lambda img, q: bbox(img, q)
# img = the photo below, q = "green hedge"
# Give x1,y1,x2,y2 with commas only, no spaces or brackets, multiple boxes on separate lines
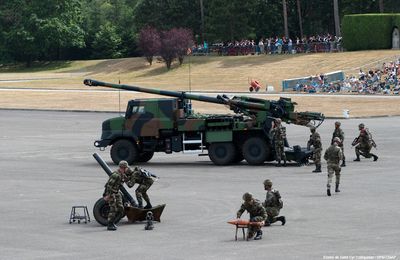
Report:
342,14,400,51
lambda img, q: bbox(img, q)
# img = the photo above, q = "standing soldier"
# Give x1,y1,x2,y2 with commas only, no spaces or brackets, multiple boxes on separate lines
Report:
324,137,343,196
236,192,267,240
270,118,287,167
308,126,322,173
126,166,155,209
103,160,128,231
332,121,346,167
352,123,378,162
262,179,286,226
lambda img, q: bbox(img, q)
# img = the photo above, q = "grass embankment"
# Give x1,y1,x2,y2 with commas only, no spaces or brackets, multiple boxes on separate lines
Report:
0,49,400,117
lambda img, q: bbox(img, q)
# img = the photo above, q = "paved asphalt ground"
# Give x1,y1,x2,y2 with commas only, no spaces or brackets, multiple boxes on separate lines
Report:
0,110,399,260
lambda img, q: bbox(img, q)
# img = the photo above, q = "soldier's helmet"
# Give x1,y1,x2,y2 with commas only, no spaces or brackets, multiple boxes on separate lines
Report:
119,160,128,168
275,118,282,124
310,126,316,132
242,192,253,202
359,123,365,129
263,179,273,187
333,137,341,144
335,121,341,126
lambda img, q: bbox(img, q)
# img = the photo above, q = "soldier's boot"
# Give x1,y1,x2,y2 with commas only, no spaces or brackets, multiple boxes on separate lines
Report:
312,164,321,173
276,216,286,225
264,220,271,226
137,198,143,209
283,159,287,167
276,160,281,167
353,155,360,161
254,230,263,240
372,154,378,161
144,200,152,209
327,188,331,196
335,183,340,193
341,160,346,167
107,221,117,231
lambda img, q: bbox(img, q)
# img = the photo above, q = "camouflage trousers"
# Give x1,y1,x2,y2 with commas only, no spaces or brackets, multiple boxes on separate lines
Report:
248,216,265,238
355,145,372,158
275,141,286,162
265,206,280,223
327,163,341,188
338,144,345,161
107,192,124,222
135,184,151,205
313,148,322,165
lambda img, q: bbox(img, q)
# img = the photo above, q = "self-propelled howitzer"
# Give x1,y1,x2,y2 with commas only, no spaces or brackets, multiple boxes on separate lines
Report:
84,79,324,166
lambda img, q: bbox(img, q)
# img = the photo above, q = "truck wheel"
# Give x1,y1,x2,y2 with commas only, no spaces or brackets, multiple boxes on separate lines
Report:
93,198,123,226
138,151,154,162
243,137,270,165
208,142,236,165
110,139,138,165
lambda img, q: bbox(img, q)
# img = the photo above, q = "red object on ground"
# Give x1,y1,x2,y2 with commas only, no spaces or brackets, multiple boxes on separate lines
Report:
249,79,261,92
227,219,264,227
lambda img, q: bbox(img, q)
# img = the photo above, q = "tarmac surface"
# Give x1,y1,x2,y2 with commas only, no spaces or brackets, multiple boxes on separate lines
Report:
0,110,399,260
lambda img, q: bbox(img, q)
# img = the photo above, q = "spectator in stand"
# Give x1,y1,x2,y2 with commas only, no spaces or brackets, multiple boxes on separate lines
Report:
258,38,264,55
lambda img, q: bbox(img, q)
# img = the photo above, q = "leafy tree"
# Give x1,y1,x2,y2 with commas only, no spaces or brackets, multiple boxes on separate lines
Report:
158,28,193,70
138,26,161,65
0,0,85,65
91,22,122,59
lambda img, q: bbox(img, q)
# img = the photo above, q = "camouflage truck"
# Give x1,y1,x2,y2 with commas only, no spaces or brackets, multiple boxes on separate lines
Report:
84,79,324,166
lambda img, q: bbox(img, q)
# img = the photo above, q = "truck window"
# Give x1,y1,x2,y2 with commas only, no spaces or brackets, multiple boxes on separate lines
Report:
126,105,145,119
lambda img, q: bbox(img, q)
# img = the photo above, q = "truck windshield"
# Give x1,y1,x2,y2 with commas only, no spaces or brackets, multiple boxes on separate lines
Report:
126,104,145,119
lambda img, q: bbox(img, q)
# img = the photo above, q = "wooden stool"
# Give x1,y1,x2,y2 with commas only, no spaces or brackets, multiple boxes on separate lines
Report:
69,206,91,224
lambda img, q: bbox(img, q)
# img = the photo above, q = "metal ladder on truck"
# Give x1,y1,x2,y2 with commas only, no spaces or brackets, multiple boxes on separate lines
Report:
182,132,205,154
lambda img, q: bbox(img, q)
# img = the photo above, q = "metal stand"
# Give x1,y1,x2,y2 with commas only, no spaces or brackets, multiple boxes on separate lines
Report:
235,224,248,241
69,206,91,224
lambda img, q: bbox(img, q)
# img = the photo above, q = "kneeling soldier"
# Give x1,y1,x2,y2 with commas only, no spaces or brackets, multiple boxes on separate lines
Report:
263,179,286,226
236,193,267,240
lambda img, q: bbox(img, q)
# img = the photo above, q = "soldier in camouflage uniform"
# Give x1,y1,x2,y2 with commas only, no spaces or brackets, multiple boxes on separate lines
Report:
324,137,343,196
103,160,128,231
262,179,286,226
308,126,322,173
332,121,346,167
352,123,378,162
126,166,154,209
236,192,267,240
270,118,287,167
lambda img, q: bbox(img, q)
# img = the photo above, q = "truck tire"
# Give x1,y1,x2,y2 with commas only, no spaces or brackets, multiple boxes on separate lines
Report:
243,137,270,165
93,198,123,226
138,151,154,162
208,142,236,165
110,139,138,165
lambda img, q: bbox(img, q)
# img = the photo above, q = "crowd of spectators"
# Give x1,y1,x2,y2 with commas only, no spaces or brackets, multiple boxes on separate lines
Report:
191,34,342,56
293,58,400,95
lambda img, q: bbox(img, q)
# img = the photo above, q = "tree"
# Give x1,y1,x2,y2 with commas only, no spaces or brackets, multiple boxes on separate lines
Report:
282,0,289,38
159,28,194,70
0,0,85,65
138,26,161,65
91,23,122,59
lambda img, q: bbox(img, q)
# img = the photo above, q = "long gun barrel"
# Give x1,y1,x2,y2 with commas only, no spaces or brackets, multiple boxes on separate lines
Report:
92,153,137,206
84,79,324,127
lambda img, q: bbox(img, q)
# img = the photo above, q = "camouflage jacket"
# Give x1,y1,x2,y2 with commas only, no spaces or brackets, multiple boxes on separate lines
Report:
126,166,154,187
308,132,322,149
104,171,124,195
332,128,345,145
263,189,283,209
237,199,267,220
271,125,286,142
324,144,343,164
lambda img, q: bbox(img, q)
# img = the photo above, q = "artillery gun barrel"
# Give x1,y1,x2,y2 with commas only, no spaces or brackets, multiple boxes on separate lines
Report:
84,79,226,105
92,153,137,206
